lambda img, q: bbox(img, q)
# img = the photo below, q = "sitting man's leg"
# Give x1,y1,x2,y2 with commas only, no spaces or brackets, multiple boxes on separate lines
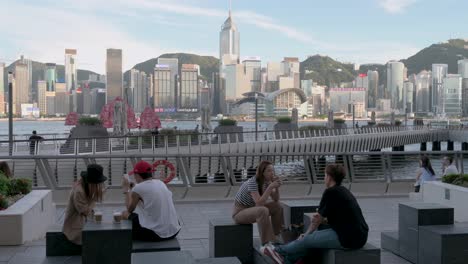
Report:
275,228,342,264
127,213,163,241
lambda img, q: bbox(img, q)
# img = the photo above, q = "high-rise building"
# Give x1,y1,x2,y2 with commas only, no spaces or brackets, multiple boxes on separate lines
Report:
130,69,149,114
301,79,313,97
153,65,174,112
224,64,249,100
219,8,240,66
20,56,33,103
156,58,178,111
13,63,29,116
46,91,56,116
441,74,462,116
367,70,379,108
45,63,57,92
415,70,432,113
403,81,414,113
329,88,366,117
386,61,405,110
458,59,468,116
281,57,300,88
212,72,226,115
55,82,69,115
38,81,47,115
432,64,448,114
106,49,123,103
65,49,78,92
242,57,261,92
266,62,282,92
91,88,106,114
179,64,199,112
0,63,5,114
199,82,211,109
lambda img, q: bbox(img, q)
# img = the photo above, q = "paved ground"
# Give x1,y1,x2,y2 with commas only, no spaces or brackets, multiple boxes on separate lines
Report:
0,197,411,264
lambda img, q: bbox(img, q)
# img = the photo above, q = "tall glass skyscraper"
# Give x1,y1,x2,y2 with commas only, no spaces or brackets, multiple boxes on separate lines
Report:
415,70,432,113
0,63,4,115
65,49,77,92
179,64,199,112
14,62,29,115
106,49,123,103
432,64,448,114
367,70,379,108
45,63,56,92
153,65,173,112
442,74,462,116
219,8,240,66
243,58,261,92
386,61,405,110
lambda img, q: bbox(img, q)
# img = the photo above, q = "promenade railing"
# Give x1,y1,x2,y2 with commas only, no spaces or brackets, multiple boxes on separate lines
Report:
0,125,435,156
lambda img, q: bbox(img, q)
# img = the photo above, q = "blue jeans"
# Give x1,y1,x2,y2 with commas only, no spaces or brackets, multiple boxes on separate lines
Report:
276,228,343,264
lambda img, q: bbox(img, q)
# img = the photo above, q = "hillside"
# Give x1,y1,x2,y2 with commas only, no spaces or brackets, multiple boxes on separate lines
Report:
123,53,219,82
401,39,468,75
300,55,356,86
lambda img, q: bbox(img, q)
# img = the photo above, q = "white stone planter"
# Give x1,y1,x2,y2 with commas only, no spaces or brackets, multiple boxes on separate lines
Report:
422,181,468,222
0,190,55,245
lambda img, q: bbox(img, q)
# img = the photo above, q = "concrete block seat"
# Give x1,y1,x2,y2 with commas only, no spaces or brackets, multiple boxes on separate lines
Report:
46,225,81,257
209,218,253,263
132,238,181,253
41,256,81,264
281,201,319,229
380,231,399,256
253,238,380,264
132,251,194,264
184,186,231,201
196,257,241,264
349,182,388,197
418,223,468,264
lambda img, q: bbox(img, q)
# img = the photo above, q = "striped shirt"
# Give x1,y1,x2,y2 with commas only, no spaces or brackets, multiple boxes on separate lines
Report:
234,176,268,207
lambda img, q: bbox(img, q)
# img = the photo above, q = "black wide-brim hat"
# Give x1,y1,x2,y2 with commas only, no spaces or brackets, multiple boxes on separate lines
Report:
81,164,107,184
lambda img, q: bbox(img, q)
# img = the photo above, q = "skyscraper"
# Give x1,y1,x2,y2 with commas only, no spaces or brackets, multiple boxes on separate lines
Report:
367,70,379,108
106,49,123,103
65,49,78,93
153,65,174,112
441,74,462,116
0,63,5,114
219,7,240,66
266,62,282,92
179,64,199,112
281,57,300,88
242,57,261,92
432,64,448,114
224,64,249,100
403,81,414,113
130,69,150,114
38,80,47,115
415,70,432,113
156,58,178,112
13,63,29,115
458,59,468,116
55,82,69,115
45,63,57,92
20,56,33,103
386,61,405,110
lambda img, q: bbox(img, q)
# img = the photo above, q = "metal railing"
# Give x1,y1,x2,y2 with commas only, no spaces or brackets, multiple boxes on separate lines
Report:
1,151,466,193
0,125,443,156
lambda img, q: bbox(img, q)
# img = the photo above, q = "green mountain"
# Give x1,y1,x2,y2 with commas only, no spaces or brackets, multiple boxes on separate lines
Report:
300,55,356,87
123,53,219,82
401,39,468,75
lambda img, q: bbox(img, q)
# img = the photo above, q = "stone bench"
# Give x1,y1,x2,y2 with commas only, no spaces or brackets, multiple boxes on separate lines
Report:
209,218,253,263
132,251,194,264
196,257,242,264
82,221,132,264
418,223,468,264
45,225,81,257
398,202,454,263
380,231,399,255
132,238,181,253
253,238,380,264
281,200,319,230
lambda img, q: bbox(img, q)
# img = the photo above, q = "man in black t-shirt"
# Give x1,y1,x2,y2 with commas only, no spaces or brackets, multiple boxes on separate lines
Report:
29,130,44,155
262,164,369,264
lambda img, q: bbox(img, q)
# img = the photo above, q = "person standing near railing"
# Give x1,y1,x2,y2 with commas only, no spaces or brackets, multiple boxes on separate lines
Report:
414,156,436,193
232,160,285,247
28,130,43,155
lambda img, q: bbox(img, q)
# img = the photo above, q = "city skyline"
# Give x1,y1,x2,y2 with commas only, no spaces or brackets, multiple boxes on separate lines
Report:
1,0,467,73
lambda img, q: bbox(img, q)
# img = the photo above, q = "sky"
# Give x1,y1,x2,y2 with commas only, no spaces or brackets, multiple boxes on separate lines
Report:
0,0,467,74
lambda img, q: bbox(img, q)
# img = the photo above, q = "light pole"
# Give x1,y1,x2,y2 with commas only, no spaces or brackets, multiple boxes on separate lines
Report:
255,93,258,141
8,72,13,156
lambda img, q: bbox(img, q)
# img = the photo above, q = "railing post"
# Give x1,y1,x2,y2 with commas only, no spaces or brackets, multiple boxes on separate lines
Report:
92,138,96,155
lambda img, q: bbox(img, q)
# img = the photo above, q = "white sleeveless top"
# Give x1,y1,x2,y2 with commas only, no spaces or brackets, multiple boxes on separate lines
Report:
132,179,181,238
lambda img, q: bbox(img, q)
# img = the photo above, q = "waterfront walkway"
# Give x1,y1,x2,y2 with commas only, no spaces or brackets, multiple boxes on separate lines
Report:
0,197,411,264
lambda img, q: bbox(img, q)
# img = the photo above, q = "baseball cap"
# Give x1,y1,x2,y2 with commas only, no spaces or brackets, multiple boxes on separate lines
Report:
128,160,154,175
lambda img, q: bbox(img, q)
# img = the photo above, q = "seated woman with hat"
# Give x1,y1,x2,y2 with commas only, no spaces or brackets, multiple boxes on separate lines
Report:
63,164,107,245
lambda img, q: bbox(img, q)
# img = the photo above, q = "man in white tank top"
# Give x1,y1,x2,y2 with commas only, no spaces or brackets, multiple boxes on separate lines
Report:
122,160,181,241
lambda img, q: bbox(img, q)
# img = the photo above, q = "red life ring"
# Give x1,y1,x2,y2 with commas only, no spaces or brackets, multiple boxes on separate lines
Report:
152,160,176,184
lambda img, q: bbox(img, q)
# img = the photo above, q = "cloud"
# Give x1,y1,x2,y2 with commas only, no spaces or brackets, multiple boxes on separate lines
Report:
379,0,418,14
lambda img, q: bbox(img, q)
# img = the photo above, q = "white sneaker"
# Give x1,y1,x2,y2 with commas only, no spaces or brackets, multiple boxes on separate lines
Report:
261,243,284,264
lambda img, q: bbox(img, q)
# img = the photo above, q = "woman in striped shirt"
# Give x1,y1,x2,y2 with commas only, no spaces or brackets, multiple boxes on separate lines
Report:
232,160,284,245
